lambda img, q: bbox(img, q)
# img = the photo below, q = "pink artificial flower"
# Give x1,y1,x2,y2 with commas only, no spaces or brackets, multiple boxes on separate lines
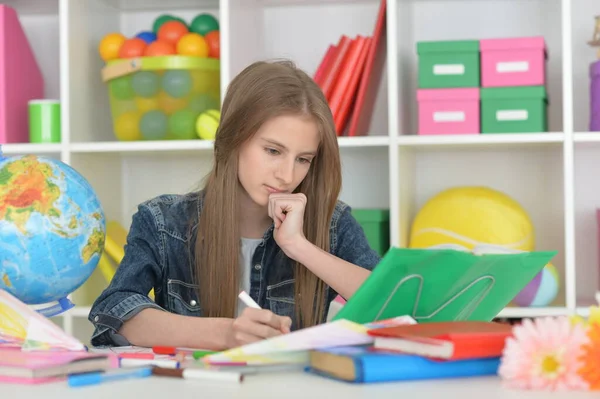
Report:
498,316,590,391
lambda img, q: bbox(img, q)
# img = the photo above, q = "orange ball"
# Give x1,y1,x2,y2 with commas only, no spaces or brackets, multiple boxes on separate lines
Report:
204,31,220,58
176,33,209,57
157,20,189,45
144,40,176,57
118,38,147,58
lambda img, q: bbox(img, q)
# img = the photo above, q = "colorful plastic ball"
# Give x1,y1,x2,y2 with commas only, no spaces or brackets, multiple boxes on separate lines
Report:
114,111,142,141
513,262,560,307
157,20,189,45
188,93,220,114
153,14,179,33
99,32,126,61
131,71,160,98
110,76,134,100
204,31,220,58
144,40,176,57
140,110,168,140
135,96,159,113
162,70,192,98
176,33,209,57
136,31,157,44
196,109,220,140
168,109,198,140
158,91,188,114
118,38,147,59
190,14,219,36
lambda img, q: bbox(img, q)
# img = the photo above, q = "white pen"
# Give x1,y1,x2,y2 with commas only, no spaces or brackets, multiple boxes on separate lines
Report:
119,358,180,369
238,290,261,309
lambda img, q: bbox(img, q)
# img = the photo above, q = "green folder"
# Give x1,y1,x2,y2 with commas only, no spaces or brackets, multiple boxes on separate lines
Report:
333,247,558,324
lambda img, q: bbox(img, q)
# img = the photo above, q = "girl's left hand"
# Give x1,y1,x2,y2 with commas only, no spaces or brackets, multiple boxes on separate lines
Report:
268,192,307,256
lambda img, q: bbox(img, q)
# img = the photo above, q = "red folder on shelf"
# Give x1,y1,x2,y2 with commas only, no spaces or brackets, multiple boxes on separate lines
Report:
347,0,387,137
320,35,352,100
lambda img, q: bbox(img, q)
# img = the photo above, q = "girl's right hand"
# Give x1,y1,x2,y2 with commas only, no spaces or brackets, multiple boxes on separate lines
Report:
225,308,292,348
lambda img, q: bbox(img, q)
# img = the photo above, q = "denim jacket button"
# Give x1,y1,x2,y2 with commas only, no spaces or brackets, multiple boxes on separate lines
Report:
94,316,99,322
254,264,262,270
190,300,197,306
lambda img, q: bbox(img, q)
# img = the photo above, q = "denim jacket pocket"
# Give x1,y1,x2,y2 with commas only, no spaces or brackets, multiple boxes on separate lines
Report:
266,279,295,318
167,279,201,316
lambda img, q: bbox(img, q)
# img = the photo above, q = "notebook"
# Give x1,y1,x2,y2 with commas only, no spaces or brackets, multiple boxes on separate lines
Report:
332,246,557,324
0,289,86,351
0,348,113,384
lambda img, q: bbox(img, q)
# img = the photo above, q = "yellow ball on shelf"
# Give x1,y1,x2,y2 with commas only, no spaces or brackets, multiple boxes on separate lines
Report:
196,109,220,140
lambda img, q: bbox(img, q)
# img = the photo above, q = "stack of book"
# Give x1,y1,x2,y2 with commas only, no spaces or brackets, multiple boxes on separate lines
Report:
312,0,386,137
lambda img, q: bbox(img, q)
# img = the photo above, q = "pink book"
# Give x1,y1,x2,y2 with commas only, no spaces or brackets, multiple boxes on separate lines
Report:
0,348,113,384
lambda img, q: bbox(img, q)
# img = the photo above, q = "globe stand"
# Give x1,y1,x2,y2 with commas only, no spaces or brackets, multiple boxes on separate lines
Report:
29,297,75,318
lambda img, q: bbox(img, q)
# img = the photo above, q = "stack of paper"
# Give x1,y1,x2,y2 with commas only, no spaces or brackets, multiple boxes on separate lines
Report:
0,289,85,351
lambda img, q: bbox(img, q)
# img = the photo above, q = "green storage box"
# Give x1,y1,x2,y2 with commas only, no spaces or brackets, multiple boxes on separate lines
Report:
351,209,390,257
480,86,547,133
417,40,480,88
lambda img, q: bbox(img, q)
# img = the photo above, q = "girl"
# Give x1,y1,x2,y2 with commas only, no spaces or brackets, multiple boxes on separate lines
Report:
89,60,381,350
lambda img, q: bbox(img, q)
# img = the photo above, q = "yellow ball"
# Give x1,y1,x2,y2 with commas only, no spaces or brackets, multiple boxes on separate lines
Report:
135,96,160,113
114,111,142,141
176,33,209,57
99,33,126,62
196,109,220,140
409,186,534,251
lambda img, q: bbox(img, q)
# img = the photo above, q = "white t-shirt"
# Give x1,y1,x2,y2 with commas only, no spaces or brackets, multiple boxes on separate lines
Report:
236,237,262,317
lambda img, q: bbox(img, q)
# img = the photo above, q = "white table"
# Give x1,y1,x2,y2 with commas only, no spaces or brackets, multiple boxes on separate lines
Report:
3,372,597,398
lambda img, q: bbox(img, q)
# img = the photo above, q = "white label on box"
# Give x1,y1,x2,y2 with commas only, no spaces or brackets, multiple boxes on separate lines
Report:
496,61,529,73
433,64,465,75
496,110,529,121
433,111,465,122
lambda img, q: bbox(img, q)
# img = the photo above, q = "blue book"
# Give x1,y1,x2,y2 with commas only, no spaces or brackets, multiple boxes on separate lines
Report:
306,346,500,383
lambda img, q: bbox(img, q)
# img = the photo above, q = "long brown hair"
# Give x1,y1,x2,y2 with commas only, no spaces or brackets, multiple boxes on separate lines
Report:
195,60,341,328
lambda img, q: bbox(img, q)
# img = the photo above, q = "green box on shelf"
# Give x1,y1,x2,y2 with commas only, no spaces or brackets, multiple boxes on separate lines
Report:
351,208,390,257
417,40,480,88
480,86,547,133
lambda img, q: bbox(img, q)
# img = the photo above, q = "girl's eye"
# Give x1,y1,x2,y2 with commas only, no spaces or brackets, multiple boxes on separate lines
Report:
265,147,279,155
298,158,312,164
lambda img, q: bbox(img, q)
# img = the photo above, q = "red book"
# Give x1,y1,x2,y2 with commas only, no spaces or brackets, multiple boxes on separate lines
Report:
320,35,352,100
314,44,337,85
367,321,513,360
328,36,367,135
334,37,372,135
347,0,387,136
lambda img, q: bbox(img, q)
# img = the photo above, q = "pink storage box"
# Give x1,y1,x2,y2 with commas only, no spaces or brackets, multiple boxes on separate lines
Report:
0,5,44,144
480,36,546,87
417,88,480,135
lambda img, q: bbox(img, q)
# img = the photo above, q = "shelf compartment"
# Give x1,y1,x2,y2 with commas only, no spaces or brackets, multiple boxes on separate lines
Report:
397,0,563,136
397,144,566,308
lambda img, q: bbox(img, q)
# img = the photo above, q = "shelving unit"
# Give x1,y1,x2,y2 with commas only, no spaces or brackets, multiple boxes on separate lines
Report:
4,0,600,345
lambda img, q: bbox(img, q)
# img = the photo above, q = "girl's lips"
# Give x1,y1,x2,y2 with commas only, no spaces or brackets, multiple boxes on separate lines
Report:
265,185,285,193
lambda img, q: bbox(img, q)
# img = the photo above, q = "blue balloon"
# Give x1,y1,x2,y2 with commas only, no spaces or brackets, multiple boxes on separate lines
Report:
136,31,157,44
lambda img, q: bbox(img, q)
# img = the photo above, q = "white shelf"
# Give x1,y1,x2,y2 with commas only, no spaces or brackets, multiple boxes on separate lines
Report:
397,133,565,148
8,0,600,346
1,143,64,155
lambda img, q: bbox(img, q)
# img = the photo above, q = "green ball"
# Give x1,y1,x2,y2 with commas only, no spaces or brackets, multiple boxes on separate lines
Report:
188,93,220,114
168,109,198,140
131,71,160,98
110,76,134,100
190,13,219,35
162,70,192,98
153,14,180,33
140,110,168,140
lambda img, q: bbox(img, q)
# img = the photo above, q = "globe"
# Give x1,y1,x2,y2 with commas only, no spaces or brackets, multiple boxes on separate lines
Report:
0,153,105,314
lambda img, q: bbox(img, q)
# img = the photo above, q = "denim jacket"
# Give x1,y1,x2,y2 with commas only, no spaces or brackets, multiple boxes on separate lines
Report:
88,191,381,347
